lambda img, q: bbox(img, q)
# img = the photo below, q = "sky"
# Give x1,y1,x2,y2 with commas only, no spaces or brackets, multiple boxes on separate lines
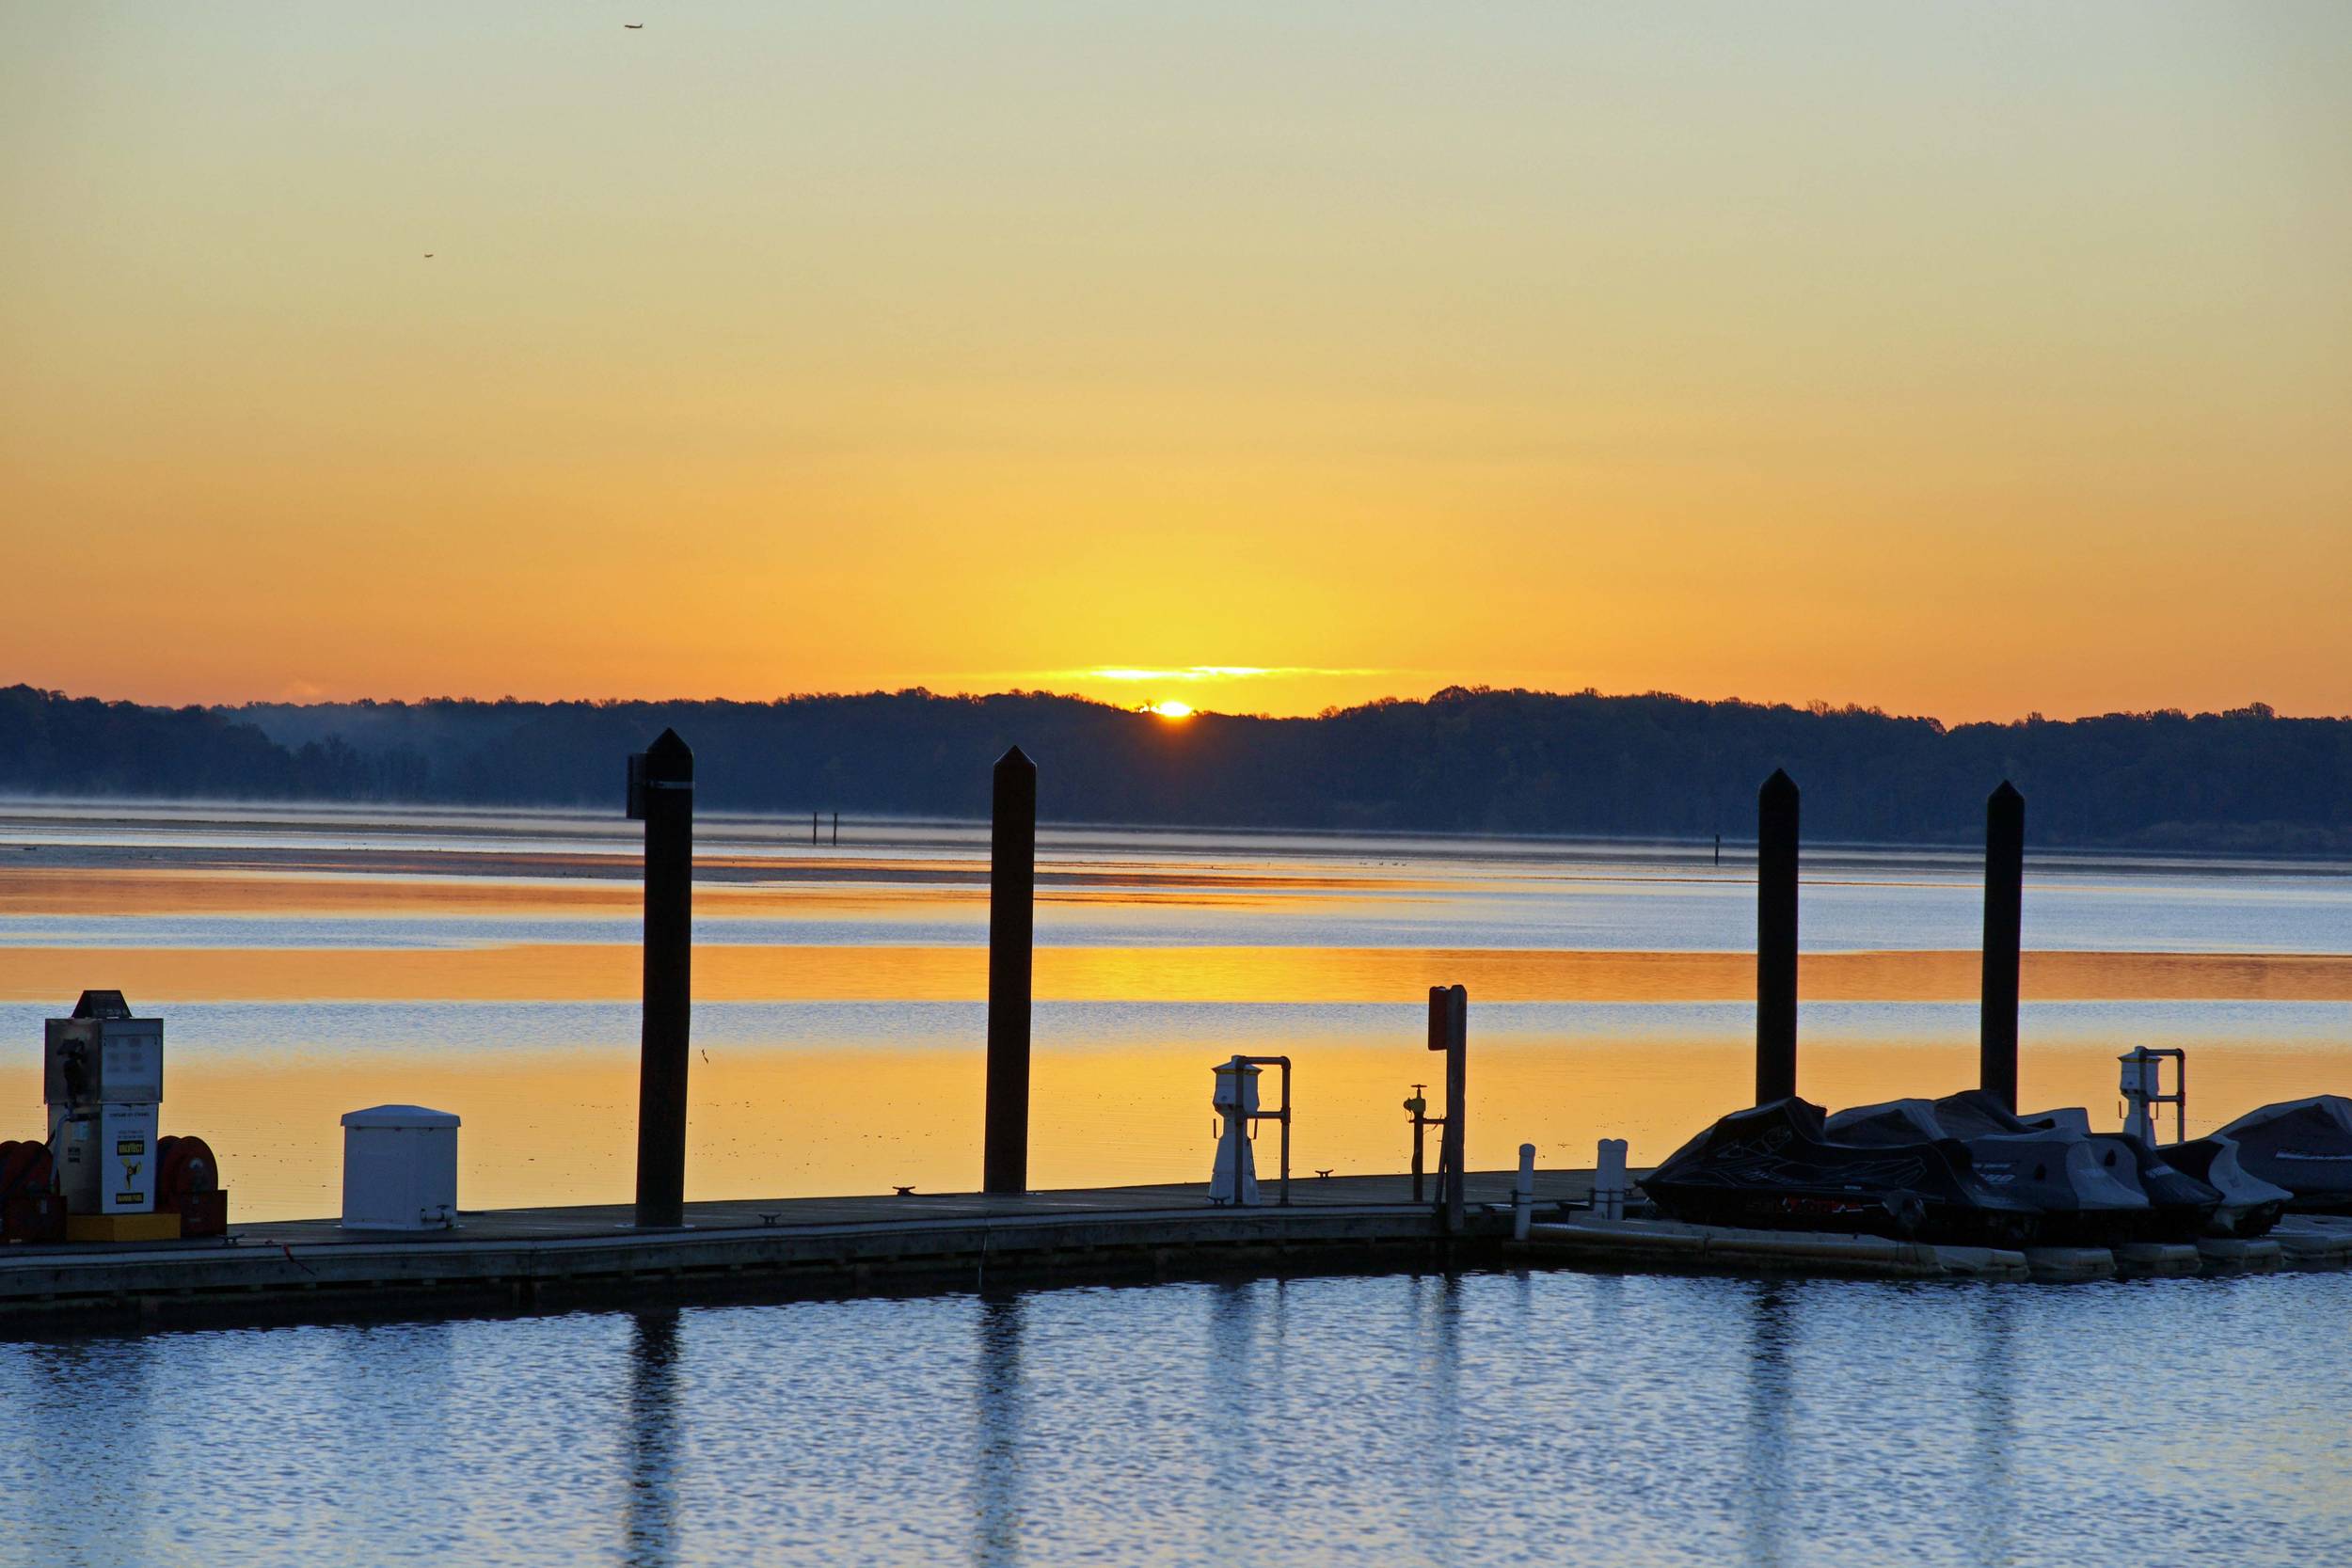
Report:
4,3,2348,722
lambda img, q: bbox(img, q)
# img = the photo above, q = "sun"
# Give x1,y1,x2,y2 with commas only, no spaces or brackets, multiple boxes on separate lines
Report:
1146,700,1196,720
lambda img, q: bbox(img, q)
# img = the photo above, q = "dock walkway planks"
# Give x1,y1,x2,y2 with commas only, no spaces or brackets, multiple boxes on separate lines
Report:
0,1170,1591,1334
10,1180,2349,1336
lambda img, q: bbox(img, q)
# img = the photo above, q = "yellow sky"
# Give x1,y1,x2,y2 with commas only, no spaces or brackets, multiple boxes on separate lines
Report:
4,4,2348,721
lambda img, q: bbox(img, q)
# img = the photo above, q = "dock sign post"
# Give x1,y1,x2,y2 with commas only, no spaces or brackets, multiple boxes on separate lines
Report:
1428,984,1468,1233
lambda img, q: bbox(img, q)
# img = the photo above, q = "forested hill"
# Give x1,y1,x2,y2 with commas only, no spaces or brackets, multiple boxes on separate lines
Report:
4,683,2348,852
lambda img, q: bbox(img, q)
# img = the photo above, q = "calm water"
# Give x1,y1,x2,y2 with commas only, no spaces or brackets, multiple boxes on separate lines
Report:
2,801,2351,1214
5,1272,2350,1566
4,804,2351,1564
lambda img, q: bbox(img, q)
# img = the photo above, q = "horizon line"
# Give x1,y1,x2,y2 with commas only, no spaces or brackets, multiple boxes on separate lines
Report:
10,678,2329,730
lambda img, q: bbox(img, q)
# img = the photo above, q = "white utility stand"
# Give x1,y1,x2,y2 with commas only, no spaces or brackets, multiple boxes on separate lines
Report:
341,1104,460,1230
1209,1056,1262,1206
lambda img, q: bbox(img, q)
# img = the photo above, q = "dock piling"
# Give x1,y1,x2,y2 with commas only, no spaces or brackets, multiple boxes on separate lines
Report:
1512,1144,1535,1241
1980,782,2025,1112
1756,768,1800,1104
628,728,694,1229
984,746,1038,1195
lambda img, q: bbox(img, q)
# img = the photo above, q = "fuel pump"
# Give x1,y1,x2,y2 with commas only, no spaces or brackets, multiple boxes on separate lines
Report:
46,990,164,1237
40,990,225,1241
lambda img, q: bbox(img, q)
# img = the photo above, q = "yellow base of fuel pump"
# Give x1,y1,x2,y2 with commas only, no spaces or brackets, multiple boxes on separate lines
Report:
66,1211,181,1243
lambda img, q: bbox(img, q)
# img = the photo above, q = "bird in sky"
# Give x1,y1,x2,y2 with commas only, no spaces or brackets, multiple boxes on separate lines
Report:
423,253,434,258
624,22,644,28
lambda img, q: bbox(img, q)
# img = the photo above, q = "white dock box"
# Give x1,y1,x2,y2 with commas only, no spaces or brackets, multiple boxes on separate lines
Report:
341,1104,460,1230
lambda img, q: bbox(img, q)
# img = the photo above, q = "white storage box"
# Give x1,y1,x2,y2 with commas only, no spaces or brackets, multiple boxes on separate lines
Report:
341,1104,460,1230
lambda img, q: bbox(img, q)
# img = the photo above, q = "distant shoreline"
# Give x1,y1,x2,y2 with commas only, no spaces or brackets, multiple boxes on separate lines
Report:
8,683,2352,855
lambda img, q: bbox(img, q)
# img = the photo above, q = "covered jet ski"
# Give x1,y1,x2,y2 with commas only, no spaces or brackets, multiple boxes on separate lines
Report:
2213,1096,2352,1213
1642,1098,2039,1245
2154,1137,2289,1237
1826,1095,2160,1244
1936,1089,2224,1243
2004,1096,2279,1238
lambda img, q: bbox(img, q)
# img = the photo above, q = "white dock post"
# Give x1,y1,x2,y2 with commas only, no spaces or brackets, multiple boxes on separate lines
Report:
1596,1138,1629,1222
1513,1143,1535,1241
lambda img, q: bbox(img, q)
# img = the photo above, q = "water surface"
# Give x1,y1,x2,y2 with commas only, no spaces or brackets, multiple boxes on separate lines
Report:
2,801,2347,1216
4,1271,2346,1567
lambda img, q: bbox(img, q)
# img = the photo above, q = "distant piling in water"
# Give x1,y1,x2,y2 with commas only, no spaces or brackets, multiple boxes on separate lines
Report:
629,729,694,1228
1756,768,1799,1104
985,746,1037,1195
1980,782,2025,1112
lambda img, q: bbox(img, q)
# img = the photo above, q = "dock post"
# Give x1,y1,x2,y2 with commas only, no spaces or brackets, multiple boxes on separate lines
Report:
832,811,839,847
1428,984,1468,1232
1756,769,1799,1104
628,729,694,1229
1596,1137,1629,1221
984,747,1037,1195
1512,1143,1535,1241
1980,782,2025,1112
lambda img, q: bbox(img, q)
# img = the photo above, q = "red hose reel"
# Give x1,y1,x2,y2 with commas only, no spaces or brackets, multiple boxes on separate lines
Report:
156,1135,229,1237
0,1132,228,1243
0,1139,63,1244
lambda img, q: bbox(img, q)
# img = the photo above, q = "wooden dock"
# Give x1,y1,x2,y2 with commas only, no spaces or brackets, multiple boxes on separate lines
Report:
8,1175,2350,1336
0,1169,1591,1334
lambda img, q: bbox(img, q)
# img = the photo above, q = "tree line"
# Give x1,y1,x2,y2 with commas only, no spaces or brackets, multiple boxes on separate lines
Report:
4,682,2347,852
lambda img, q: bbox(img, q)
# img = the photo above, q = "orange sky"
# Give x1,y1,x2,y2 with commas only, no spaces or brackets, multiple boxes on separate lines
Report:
4,5,2348,721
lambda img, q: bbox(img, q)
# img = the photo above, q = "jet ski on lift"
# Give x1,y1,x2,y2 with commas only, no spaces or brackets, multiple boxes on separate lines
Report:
1640,1097,2042,1246
1825,1092,2171,1243
2211,1096,2352,1214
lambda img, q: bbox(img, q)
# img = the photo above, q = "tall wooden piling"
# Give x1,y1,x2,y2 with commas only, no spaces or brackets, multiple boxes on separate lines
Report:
984,746,1037,1195
1756,768,1799,1104
1980,781,2025,1112
631,729,693,1228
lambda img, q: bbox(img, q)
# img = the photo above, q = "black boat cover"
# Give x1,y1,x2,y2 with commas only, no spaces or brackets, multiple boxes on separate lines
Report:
2213,1096,2352,1213
1826,1095,2163,1243
1642,1098,2039,1245
2158,1137,2289,1237
1950,1090,2224,1241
